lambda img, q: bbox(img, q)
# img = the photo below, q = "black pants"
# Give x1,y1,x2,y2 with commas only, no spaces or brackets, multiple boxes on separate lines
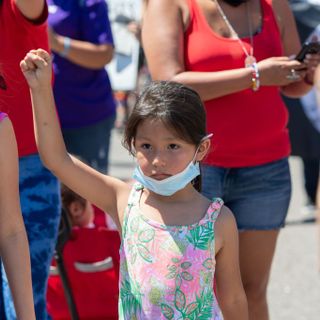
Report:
303,158,320,204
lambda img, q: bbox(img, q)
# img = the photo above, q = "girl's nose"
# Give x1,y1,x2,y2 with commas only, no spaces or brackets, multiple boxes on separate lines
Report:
151,152,166,167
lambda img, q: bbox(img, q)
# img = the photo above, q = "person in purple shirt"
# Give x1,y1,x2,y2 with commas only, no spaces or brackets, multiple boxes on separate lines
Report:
48,0,115,173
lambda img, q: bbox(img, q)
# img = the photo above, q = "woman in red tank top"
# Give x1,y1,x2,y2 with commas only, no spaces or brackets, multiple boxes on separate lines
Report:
142,0,320,319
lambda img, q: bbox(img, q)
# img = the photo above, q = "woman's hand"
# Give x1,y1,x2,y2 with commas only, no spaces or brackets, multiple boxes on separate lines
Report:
20,49,52,90
303,53,320,85
257,56,307,87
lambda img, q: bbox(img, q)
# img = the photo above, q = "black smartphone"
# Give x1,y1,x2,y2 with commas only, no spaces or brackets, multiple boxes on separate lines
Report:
295,42,320,62
114,14,133,25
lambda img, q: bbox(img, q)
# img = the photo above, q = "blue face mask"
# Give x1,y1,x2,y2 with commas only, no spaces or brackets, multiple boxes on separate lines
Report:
133,161,200,196
132,134,212,196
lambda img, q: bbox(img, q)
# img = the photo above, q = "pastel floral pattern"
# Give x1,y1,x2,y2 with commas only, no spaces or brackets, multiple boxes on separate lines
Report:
119,184,223,319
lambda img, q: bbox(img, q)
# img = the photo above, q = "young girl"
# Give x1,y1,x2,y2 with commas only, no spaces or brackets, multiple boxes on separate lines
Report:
0,113,35,320
21,49,248,319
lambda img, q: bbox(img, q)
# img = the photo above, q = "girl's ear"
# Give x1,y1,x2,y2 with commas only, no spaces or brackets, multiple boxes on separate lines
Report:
131,139,137,156
195,138,211,162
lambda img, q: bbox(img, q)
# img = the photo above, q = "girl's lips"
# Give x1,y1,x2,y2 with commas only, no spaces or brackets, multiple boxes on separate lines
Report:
151,174,171,180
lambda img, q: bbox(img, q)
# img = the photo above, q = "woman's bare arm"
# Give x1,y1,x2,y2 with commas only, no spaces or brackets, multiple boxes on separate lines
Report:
48,28,114,70
0,118,35,320
15,0,45,20
142,0,308,101
142,0,255,100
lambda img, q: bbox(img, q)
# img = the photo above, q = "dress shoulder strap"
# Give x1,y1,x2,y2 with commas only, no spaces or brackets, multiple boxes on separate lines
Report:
127,182,143,208
122,182,142,218
121,182,143,239
208,197,224,224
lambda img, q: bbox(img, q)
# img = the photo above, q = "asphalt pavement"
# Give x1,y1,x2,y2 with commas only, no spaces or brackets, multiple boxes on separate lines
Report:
108,129,320,320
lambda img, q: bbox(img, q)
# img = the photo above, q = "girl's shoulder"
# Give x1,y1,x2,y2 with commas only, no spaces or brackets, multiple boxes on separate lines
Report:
217,205,235,222
216,205,236,227
214,205,238,253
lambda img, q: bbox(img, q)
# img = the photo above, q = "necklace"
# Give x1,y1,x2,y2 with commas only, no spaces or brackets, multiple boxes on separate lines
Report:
214,0,256,68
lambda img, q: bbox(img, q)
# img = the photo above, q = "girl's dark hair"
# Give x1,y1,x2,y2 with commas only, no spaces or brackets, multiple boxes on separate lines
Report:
223,0,248,6
61,184,86,213
123,81,208,192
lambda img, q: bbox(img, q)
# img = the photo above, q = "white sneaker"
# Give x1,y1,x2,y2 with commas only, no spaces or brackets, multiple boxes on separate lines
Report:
301,204,317,221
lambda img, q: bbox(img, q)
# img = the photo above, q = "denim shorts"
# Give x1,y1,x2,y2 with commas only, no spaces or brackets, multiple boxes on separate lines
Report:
62,115,115,174
201,158,292,231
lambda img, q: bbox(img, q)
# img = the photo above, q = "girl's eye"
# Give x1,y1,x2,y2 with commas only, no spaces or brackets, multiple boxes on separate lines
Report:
168,144,179,150
141,143,152,150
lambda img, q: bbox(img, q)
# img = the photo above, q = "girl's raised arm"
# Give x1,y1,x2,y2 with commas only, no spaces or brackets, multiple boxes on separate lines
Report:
20,49,129,228
0,117,36,320
214,206,249,320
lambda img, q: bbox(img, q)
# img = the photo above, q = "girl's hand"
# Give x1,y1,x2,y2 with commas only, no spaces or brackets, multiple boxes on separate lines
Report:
20,49,52,90
257,56,306,86
303,53,320,85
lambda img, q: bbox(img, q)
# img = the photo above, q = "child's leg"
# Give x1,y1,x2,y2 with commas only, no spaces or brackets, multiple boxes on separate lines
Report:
1,155,61,320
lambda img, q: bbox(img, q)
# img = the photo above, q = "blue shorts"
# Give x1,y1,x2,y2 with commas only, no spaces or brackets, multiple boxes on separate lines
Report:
201,158,292,231
62,115,115,174
0,154,61,320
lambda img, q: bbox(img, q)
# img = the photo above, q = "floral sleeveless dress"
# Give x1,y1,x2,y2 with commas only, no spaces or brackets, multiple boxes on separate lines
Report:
119,183,224,320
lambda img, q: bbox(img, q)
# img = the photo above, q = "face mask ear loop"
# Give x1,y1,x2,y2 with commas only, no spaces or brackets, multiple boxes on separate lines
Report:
192,133,214,163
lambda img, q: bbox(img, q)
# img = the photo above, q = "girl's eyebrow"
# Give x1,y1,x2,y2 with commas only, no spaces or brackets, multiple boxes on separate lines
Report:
136,136,180,142
135,135,151,141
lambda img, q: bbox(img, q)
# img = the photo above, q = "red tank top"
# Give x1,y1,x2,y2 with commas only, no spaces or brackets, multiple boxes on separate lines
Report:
0,0,49,157
184,0,290,167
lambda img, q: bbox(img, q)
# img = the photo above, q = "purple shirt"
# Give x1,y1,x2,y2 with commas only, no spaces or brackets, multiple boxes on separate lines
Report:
48,0,115,128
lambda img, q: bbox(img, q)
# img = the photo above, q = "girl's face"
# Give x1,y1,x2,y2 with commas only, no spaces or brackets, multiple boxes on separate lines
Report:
134,119,208,180
68,200,94,228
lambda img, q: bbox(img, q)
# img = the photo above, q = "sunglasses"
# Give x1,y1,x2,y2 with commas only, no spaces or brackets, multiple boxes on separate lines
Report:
0,75,7,90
